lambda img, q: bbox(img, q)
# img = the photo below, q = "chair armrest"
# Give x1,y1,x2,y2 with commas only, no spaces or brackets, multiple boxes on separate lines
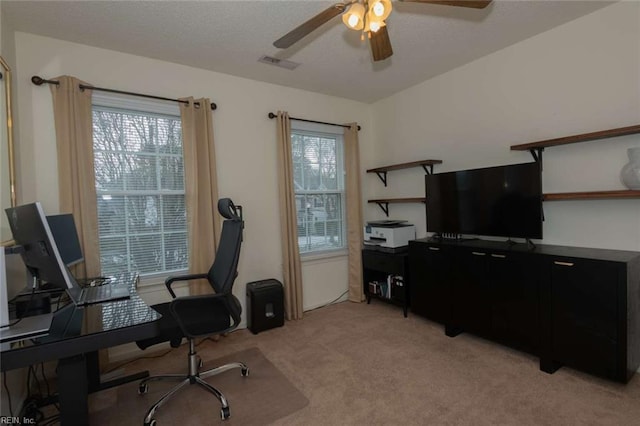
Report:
165,273,208,298
169,293,241,339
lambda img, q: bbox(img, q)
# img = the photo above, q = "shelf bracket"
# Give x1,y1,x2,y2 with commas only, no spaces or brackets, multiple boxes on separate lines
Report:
422,164,435,175
375,202,390,217
375,171,388,187
529,147,544,169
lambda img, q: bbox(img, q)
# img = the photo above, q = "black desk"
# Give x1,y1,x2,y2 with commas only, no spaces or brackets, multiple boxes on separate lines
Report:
1,273,160,424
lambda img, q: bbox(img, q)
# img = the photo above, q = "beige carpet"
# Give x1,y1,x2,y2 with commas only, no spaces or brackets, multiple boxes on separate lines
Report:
89,347,309,425
90,301,640,425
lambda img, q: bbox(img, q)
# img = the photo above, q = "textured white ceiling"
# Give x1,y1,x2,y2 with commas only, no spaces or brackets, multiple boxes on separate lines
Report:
3,0,612,103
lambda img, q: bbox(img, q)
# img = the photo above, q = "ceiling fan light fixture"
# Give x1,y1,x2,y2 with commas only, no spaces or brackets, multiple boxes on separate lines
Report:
364,13,386,33
369,0,392,20
342,3,365,30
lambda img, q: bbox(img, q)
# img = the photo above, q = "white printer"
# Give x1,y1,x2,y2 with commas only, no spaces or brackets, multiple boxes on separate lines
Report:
363,220,416,248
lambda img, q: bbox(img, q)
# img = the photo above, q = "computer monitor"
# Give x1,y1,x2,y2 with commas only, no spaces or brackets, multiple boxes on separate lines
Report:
47,214,84,267
4,202,76,291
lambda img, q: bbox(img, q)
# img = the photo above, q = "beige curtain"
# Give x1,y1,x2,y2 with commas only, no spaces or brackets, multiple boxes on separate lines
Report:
276,112,304,320
180,97,220,295
50,76,101,281
49,76,104,362
344,123,365,302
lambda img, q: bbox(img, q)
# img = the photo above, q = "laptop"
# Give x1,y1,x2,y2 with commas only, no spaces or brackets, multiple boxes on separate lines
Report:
67,281,131,306
45,213,131,306
0,312,53,343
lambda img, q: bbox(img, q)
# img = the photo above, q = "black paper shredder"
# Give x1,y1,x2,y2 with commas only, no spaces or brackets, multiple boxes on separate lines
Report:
246,279,284,334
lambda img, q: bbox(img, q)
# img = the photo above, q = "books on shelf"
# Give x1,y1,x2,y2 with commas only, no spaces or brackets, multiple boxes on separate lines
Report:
368,274,403,299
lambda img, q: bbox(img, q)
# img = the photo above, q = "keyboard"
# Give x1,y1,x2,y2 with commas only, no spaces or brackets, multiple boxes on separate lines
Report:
76,284,131,306
77,276,112,288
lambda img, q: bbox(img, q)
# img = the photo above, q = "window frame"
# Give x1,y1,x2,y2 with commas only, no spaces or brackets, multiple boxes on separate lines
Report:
290,121,348,259
91,93,188,286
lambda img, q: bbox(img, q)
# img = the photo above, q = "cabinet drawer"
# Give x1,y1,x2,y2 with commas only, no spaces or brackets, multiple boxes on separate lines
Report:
362,251,405,275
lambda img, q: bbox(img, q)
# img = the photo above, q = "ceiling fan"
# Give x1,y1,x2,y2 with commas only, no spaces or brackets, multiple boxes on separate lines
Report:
273,0,493,62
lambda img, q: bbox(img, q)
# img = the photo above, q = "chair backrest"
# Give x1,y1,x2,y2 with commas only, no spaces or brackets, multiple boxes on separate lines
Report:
207,198,243,295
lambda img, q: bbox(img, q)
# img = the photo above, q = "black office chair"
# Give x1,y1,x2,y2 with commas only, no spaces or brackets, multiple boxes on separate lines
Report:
136,198,248,425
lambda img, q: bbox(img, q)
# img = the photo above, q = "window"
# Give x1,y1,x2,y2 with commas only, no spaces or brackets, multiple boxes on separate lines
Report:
291,125,346,254
92,95,188,278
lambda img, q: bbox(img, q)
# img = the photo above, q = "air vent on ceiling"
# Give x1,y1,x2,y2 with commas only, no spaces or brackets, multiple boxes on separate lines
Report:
258,55,300,70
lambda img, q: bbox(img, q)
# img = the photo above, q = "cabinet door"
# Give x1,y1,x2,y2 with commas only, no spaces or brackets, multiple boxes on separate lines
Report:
453,249,491,336
408,243,451,323
490,251,539,354
550,257,620,379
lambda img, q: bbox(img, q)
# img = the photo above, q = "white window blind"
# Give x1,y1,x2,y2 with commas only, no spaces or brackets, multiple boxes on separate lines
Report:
92,95,188,277
291,124,346,255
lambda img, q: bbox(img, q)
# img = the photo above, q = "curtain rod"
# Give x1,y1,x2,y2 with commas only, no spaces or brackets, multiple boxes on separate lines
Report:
31,76,217,110
268,112,361,131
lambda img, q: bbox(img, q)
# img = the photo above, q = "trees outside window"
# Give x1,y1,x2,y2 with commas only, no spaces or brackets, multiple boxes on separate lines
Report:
291,129,346,254
92,97,187,278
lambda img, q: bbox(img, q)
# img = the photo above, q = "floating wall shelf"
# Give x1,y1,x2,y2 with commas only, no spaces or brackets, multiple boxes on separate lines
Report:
511,124,640,201
543,190,640,201
510,124,640,166
368,198,427,216
366,159,441,216
366,159,443,186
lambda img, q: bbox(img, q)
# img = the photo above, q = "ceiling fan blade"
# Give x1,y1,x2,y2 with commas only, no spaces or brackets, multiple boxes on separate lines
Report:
400,0,492,9
273,3,347,49
370,26,393,62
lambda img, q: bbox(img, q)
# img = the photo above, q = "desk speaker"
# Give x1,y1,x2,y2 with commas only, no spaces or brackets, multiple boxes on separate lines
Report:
246,279,284,334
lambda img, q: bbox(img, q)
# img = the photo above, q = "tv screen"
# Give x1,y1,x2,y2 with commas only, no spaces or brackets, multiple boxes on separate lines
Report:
426,162,542,239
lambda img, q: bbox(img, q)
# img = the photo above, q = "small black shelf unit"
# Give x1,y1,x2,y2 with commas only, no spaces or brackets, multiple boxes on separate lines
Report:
362,249,410,317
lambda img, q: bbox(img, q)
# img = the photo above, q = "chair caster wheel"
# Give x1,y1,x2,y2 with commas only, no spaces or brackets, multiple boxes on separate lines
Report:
138,383,148,394
144,419,157,426
221,406,230,420
241,367,249,377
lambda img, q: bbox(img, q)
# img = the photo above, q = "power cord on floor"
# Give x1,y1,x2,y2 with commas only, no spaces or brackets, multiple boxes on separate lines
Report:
3,371,13,418
305,290,349,313
20,365,46,423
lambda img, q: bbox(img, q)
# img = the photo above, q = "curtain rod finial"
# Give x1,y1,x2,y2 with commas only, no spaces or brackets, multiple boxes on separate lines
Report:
31,76,45,85
268,112,277,119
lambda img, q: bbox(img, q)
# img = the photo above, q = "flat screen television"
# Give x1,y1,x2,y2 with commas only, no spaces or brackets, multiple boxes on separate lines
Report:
426,162,543,239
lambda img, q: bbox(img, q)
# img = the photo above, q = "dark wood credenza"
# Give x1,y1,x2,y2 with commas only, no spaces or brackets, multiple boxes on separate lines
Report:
409,238,640,383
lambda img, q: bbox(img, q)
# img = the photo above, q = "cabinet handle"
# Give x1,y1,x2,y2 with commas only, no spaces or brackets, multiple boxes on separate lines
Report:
554,261,574,267
428,247,440,251
472,251,486,256
491,254,506,259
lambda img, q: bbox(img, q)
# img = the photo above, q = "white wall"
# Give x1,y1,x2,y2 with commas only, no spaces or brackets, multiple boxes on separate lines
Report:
369,2,640,251
12,32,372,327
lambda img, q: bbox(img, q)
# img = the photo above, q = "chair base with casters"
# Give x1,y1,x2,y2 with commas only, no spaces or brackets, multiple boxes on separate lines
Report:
138,338,249,424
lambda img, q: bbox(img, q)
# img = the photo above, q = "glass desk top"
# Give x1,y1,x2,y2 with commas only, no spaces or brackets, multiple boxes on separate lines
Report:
1,272,160,370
